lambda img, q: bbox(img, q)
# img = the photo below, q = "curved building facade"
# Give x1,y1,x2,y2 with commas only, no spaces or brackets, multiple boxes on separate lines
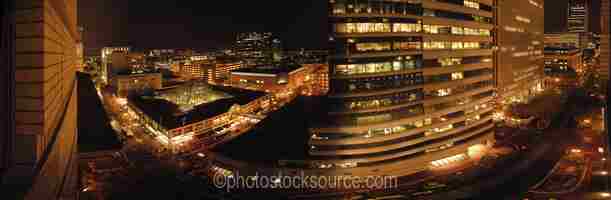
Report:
310,0,496,175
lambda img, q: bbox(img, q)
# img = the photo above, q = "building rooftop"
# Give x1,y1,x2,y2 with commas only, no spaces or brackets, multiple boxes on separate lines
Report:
115,68,161,76
129,84,265,130
77,73,123,153
232,64,303,75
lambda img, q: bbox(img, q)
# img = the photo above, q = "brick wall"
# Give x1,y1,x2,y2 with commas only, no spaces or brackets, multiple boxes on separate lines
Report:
9,0,79,199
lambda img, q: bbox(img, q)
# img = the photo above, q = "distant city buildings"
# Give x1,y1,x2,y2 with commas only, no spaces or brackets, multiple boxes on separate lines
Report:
543,47,582,88
110,72,163,97
544,32,593,49
229,63,329,95
233,32,282,66
283,49,329,64
101,46,130,84
568,0,590,33
544,47,584,71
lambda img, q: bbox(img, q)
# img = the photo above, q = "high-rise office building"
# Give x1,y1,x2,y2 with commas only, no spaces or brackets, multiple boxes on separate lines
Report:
568,0,589,33
601,0,610,81
314,0,497,176
233,32,282,66
101,46,130,84
4,0,80,199
496,0,545,104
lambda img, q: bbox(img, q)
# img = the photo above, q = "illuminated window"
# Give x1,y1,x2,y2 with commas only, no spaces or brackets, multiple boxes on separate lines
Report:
464,27,490,36
424,41,451,49
438,57,462,66
451,27,464,35
335,59,418,75
393,41,421,51
392,23,421,33
451,72,464,80
357,114,392,125
355,42,392,52
423,25,451,34
336,23,392,34
437,88,452,96
452,42,464,49
464,0,480,9
515,16,532,23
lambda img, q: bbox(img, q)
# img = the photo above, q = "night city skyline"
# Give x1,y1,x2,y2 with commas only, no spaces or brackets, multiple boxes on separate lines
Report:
78,0,602,54
3,0,611,199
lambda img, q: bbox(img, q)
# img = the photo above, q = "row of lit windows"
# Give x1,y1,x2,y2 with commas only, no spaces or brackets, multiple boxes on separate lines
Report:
330,0,422,16
335,23,490,36
425,123,459,136
425,56,492,68
238,79,264,85
426,68,491,83
344,90,422,110
330,1,492,24
335,23,421,34
326,112,488,146
332,73,424,93
355,105,424,125
428,92,492,113
335,60,418,75
352,41,421,52
361,111,464,140
433,0,493,12
423,25,490,36
425,80,491,99
423,41,484,50
463,0,479,9
423,9,492,24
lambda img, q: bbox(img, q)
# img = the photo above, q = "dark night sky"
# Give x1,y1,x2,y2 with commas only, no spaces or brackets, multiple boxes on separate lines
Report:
78,0,600,55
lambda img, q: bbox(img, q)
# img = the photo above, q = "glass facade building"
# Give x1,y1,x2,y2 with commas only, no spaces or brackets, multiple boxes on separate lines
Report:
310,0,497,175
567,0,589,33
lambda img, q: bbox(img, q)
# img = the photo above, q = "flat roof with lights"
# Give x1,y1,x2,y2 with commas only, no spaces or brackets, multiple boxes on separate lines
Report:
129,84,265,129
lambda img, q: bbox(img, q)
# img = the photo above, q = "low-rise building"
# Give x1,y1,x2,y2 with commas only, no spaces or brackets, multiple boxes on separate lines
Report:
544,47,584,72
230,64,329,95
127,84,273,152
110,72,163,97
544,32,593,49
544,47,582,88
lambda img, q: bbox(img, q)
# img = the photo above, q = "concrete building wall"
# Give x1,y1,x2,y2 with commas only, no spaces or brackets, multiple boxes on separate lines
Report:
496,0,545,102
9,0,79,199
230,73,282,92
